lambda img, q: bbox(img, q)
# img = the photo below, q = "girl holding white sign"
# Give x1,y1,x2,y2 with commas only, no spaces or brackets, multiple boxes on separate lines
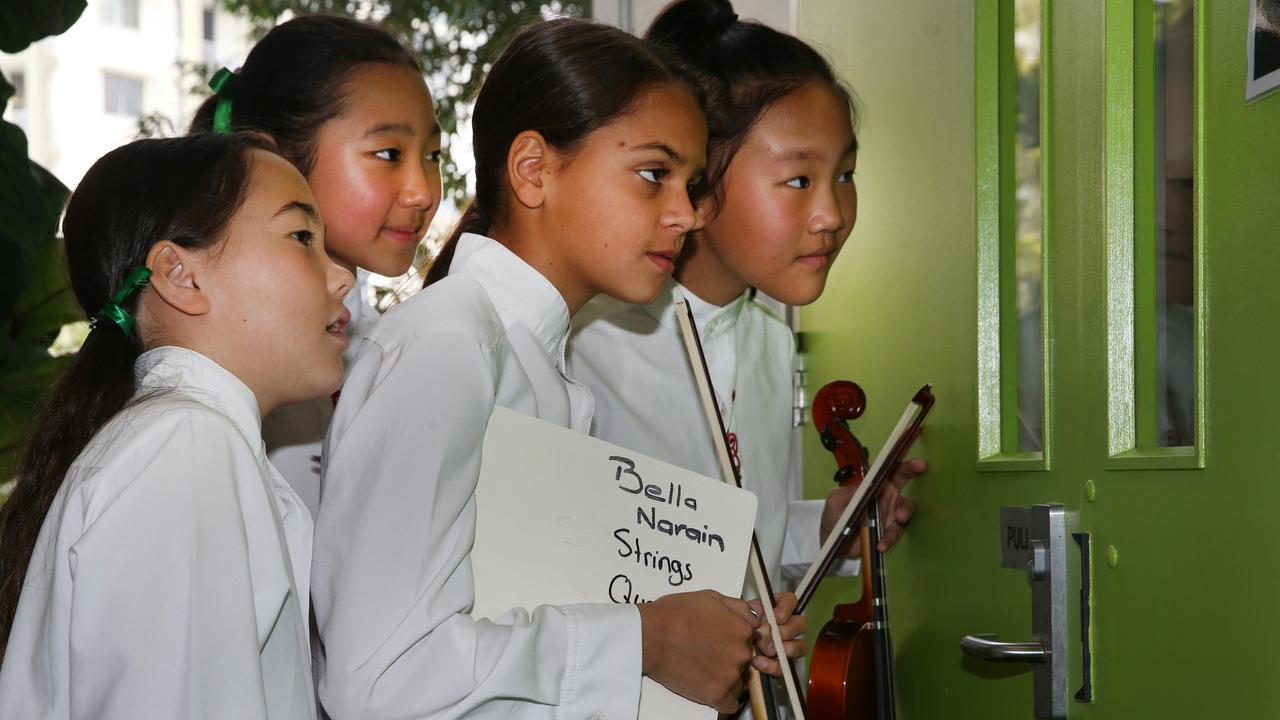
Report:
315,18,773,720
569,0,927,671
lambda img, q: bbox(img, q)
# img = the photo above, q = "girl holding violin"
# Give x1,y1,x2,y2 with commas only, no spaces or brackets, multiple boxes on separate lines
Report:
569,0,926,679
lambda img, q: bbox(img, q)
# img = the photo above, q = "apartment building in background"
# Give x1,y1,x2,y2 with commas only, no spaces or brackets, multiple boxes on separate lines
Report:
1,0,251,189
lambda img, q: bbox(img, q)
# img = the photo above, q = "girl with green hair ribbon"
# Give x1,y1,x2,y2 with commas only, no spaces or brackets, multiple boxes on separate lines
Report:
0,132,355,719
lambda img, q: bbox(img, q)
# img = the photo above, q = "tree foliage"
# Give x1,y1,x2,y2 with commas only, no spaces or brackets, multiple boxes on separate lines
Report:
0,0,88,484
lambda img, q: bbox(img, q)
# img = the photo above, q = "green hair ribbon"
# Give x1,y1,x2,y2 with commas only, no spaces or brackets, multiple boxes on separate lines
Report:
93,266,152,338
209,67,237,134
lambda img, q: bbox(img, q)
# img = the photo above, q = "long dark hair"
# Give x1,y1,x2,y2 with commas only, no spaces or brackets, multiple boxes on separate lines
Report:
0,133,270,659
191,15,420,175
423,18,712,286
647,0,859,212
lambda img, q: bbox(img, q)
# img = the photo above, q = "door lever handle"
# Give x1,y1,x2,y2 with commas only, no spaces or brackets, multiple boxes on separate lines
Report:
961,633,1047,663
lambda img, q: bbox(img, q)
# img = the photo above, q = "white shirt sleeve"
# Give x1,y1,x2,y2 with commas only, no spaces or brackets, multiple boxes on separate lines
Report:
63,411,289,720
314,330,642,720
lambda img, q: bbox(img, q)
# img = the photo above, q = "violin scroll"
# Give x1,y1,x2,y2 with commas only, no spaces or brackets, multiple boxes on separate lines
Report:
813,381,869,486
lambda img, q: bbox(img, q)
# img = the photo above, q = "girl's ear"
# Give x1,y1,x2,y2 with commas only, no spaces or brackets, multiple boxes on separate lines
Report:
145,242,211,316
507,130,549,210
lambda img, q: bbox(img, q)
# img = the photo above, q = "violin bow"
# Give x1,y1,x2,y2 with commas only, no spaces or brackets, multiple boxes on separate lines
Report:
794,385,934,614
674,298,807,720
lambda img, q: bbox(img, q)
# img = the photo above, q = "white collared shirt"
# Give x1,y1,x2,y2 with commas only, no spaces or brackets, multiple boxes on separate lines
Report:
0,346,315,720
570,280,834,586
314,234,641,720
264,270,378,518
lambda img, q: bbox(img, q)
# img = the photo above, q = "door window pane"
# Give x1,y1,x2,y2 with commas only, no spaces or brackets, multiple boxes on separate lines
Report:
1153,0,1195,446
1012,0,1045,452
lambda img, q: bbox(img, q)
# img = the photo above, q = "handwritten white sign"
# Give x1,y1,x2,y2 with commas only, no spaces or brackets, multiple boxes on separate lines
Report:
471,407,759,719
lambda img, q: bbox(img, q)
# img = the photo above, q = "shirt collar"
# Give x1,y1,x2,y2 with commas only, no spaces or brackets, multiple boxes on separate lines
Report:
134,346,263,444
642,279,749,340
451,233,572,364
347,269,377,326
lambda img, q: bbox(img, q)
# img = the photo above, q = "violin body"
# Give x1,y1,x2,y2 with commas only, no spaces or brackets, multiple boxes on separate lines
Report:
808,523,879,719
809,615,878,719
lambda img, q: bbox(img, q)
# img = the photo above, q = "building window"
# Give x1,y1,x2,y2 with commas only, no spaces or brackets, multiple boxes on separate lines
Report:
102,0,140,29
5,71,26,129
203,7,216,41
9,71,25,110
104,73,143,117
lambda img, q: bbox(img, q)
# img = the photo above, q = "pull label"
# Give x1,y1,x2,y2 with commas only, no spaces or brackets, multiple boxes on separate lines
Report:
1000,506,1033,569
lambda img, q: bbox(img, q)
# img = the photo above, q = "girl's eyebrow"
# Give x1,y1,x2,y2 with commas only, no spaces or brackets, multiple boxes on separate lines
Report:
275,201,321,223
629,141,685,163
363,122,444,138
629,141,705,176
771,140,859,162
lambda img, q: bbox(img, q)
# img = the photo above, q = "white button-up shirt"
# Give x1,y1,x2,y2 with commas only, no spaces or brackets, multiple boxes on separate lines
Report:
570,281,835,587
0,346,315,720
314,234,642,720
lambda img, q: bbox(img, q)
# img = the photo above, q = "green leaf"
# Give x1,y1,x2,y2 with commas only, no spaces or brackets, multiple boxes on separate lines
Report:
0,353,71,481
10,233,79,349
0,0,88,53
0,121,70,363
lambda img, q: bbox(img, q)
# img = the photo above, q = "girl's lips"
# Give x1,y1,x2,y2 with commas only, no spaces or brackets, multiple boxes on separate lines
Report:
381,225,422,245
647,251,676,274
327,307,351,336
797,252,833,269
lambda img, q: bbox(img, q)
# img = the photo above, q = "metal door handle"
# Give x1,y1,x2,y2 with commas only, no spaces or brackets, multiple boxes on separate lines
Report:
961,633,1047,663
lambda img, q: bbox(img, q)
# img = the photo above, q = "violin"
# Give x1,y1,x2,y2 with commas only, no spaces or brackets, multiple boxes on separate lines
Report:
795,382,932,719
807,381,895,720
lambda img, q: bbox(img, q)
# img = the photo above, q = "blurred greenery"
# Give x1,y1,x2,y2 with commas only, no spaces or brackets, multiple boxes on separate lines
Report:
0,0,88,486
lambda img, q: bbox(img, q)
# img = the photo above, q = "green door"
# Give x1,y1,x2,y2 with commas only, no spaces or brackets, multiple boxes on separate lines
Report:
794,1,1280,717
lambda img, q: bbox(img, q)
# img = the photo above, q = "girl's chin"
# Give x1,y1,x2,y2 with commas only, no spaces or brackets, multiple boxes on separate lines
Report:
354,245,416,278
759,281,825,307
608,279,667,306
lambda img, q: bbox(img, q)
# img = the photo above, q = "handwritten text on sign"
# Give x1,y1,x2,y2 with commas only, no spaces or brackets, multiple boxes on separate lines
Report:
471,408,757,720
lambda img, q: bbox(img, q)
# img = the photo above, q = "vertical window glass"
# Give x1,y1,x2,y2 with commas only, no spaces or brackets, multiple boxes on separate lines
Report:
1012,0,1044,452
1154,0,1194,446
203,8,216,41
104,73,143,117
1136,0,1196,447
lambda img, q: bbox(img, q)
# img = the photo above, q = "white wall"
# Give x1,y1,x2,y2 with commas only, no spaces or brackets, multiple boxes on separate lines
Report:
0,0,250,189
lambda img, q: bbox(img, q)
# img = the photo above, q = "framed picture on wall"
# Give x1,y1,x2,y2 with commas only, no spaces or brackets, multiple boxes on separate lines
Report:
1248,0,1280,100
